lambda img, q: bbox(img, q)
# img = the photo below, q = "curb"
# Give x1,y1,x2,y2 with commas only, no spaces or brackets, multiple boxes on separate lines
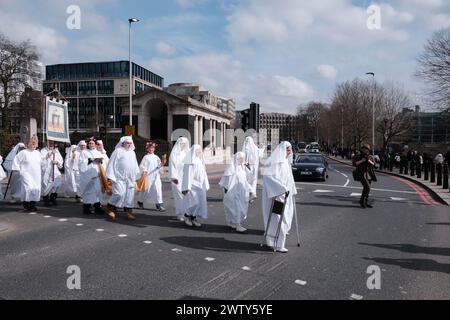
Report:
325,155,449,206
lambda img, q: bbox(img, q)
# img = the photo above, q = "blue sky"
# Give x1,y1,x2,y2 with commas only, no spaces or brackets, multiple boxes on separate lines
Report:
1,0,449,113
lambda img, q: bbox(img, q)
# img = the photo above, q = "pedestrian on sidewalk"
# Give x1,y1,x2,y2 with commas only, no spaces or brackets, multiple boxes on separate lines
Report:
169,137,190,222
219,152,251,233
105,136,140,221
12,136,42,213
41,140,64,206
181,145,210,228
352,144,375,209
138,142,165,212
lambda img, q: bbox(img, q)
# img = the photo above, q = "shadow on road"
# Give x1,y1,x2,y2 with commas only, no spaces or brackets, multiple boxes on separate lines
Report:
359,242,450,256
363,257,450,275
161,236,271,254
300,202,361,209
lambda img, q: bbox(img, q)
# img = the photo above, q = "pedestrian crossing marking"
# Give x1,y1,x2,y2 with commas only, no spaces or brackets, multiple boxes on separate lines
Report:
350,193,362,197
313,190,335,193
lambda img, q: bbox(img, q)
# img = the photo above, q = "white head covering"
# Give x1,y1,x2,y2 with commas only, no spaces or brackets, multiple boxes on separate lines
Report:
184,145,204,165
223,152,246,177
96,140,107,154
170,137,189,161
115,136,135,151
77,140,86,148
243,136,259,164
3,143,26,171
264,141,293,174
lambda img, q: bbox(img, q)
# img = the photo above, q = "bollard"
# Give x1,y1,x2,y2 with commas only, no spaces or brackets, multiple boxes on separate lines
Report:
424,162,429,180
431,163,436,183
437,163,442,186
443,163,449,190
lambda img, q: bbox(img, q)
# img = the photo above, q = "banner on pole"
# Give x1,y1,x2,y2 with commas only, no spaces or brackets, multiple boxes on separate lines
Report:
46,97,70,144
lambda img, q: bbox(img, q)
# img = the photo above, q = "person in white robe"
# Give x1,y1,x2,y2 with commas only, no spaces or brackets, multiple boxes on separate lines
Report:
64,145,79,198
242,136,264,200
181,145,210,227
105,136,140,221
0,155,7,200
11,137,42,213
78,138,104,215
75,140,87,202
138,142,165,211
261,141,297,253
169,137,190,221
219,152,252,233
41,140,64,206
3,143,26,203
96,140,110,205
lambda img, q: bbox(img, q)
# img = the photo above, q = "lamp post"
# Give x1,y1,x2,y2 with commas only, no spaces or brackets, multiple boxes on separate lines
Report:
128,18,140,127
366,72,375,154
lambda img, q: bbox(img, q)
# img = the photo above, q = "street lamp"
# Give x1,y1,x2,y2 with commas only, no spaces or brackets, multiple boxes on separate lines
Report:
366,72,375,154
128,18,140,127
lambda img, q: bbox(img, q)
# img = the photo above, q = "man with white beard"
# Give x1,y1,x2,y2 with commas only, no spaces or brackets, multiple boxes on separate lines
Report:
3,142,26,203
105,136,140,221
12,136,42,213
181,145,210,228
261,141,297,253
219,152,252,233
169,137,190,221
64,145,79,198
138,142,165,211
242,136,264,201
78,138,104,215
41,140,64,206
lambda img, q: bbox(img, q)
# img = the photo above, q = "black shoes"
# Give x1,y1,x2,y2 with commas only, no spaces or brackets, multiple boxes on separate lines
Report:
83,204,93,215
93,202,104,215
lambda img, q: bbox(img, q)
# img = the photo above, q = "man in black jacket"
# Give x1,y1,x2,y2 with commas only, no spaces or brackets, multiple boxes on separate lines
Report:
353,144,376,209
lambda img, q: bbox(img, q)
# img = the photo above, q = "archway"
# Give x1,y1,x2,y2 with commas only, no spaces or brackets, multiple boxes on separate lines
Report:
145,98,168,141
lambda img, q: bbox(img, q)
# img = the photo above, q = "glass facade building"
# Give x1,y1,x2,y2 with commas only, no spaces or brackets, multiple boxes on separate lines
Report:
43,61,164,131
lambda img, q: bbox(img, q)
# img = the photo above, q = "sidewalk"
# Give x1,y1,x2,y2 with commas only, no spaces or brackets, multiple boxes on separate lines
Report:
326,155,450,206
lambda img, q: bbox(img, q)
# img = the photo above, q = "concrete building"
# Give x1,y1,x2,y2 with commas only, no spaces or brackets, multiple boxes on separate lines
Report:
260,112,301,142
43,61,164,132
128,83,236,164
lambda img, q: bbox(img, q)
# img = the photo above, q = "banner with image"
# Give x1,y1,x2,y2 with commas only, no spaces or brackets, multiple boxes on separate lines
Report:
46,97,70,143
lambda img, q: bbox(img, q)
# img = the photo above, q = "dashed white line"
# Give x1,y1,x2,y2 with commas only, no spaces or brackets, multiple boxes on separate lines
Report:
205,257,215,262
295,280,307,286
143,241,153,244
76,223,83,226
96,229,104,232
350,193,362,197
58,219,68,222
118,234,127,238
350,294,363,300
171,248,182,253
43,215,52,218
242,266,252,271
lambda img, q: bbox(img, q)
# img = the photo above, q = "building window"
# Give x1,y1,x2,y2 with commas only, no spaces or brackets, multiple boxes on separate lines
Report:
98,97,115,128
79,98,96,129
79,81,96,96
60,82,78,96
98,80,114,95
67,98,78,129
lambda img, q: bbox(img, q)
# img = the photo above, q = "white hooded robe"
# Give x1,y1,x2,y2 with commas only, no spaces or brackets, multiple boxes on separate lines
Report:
3,143,26,200
0,156,7,199
64,145,79,196
78,148,103,204
12,148,43,202
169,137,189,217
261,141,297,250
242,137,264,195
41,147,64,196
139,153,163,205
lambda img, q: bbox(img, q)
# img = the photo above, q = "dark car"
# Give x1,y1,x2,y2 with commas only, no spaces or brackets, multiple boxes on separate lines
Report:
292,153,329,181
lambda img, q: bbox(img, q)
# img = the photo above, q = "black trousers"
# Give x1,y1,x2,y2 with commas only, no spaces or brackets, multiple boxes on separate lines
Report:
360,176,371,204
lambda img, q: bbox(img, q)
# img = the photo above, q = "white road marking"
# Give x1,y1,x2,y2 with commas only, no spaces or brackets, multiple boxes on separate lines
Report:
344,179,350,187
76,224,83,226
350,193,362,197
391,197,408,201
297,182,416,194
43,215,51,218
29,212,37,215
242,266,251,271
118,234,127,238
205,257,215,262
96,229,104,232
171,248,182,253
313,190,335,193
143,241,152,244
58,219,68,222
295,280,307,286
350,294,363,300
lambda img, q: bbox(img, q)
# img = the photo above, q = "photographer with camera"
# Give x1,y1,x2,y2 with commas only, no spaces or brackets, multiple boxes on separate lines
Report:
353,144,376,209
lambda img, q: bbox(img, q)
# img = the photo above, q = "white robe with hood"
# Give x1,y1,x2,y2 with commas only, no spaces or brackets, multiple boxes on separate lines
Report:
169,137,189,217
64,145,79,196
78,148,103,204
106,137,140,208
96,142,110,204
3,143,26,200
219,152,252,227
181,145,210,219
261,141,297,250
0,156,7,199
139,153,163,205
242,137,264,195
12,148,43,202
41,147,64,196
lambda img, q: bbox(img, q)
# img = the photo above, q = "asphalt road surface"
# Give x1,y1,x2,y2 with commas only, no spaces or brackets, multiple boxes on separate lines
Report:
0,158,449,300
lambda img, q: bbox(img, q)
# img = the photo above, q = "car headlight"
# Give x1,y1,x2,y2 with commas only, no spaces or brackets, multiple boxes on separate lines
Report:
315,167,324,173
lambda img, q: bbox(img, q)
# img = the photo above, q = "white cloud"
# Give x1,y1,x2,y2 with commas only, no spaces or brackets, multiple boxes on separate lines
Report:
317,65,337,80
176,0,208,8
155,41,176,55
149,52,315,113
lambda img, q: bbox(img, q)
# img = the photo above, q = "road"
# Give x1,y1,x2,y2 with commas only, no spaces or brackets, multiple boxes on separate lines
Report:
0,158,449,300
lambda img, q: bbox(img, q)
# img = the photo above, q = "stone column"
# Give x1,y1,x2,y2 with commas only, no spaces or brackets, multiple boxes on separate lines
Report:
167,112,173,142
194,116,198,145
198,116,203,147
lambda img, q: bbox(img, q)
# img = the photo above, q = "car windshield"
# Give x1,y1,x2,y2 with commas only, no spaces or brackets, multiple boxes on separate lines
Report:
297,155,324,164
298,143,306,149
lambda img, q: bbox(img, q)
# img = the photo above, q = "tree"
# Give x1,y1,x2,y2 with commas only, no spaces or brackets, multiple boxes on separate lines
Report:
0,32,40,129
416,29,450,110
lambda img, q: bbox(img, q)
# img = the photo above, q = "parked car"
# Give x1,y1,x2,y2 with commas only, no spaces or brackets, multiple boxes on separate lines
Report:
292,153,328,181
309,142,320,153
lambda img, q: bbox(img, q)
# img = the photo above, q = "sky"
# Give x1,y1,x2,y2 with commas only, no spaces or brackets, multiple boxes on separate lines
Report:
1,0,449,113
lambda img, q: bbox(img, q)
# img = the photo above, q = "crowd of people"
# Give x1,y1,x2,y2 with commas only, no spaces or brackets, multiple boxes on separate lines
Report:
0,135,298,253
